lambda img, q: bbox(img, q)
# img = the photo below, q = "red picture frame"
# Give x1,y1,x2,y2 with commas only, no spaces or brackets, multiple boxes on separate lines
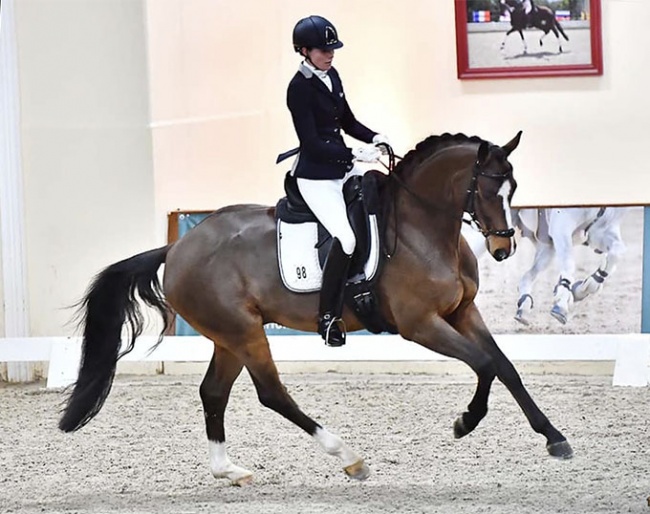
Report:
455,0,603,79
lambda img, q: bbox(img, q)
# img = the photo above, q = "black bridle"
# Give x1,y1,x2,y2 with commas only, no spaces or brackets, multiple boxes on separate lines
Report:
463,165,516,239
376,143,515,257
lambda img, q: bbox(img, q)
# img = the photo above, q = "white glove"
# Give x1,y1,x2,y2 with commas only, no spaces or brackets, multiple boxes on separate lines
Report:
372,134,391,154
352,144,382,163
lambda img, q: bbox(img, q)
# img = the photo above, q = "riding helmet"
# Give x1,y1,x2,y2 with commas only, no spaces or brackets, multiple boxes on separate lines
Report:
292,15,344,52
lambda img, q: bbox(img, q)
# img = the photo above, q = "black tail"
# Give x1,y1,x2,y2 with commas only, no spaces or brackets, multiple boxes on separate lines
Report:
59,245,172,432
556,19,569,41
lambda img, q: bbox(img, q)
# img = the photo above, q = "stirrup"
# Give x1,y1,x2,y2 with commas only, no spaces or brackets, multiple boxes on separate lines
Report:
320,315,347,347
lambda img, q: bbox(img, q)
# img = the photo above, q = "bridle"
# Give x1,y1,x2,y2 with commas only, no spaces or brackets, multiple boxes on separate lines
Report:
463,164,516,239
376,143,515,257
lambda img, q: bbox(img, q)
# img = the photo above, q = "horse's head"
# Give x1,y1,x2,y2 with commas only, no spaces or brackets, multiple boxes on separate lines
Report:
465,131,521,262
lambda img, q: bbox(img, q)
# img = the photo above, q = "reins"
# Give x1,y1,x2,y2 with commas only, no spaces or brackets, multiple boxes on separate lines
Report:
375,143,515,259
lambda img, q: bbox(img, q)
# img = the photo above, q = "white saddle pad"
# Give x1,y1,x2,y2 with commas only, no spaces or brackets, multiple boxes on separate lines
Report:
277,215,381,293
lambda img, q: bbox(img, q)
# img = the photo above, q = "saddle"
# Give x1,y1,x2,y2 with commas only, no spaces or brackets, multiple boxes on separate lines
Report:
275,171,397,334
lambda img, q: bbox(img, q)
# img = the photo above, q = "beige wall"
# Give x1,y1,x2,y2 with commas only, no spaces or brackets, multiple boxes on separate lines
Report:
7,0,649,336
15,0,155,335
147,0,649,234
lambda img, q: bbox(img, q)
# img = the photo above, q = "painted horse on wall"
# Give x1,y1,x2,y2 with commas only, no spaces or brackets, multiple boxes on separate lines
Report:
500,0,570,54
463,207,628,325
513,207,628,325
59,132,573,485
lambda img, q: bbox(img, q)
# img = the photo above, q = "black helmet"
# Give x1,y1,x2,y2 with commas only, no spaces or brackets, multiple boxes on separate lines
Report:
292,15,344,52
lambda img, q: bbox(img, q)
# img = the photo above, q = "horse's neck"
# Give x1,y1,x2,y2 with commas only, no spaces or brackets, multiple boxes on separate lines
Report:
397,147,474,246
406,147,474,211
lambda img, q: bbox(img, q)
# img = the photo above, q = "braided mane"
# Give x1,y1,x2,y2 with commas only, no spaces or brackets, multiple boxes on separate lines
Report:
393,133,488,176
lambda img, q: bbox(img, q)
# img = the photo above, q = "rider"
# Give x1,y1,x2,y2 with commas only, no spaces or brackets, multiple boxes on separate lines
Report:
522,0,536,26
286,15,389,347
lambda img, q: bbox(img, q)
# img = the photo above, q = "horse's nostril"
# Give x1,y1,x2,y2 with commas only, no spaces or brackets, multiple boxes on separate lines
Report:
494,249,508,262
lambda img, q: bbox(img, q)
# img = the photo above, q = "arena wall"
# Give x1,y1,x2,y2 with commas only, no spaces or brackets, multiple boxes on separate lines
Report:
1,0,648,349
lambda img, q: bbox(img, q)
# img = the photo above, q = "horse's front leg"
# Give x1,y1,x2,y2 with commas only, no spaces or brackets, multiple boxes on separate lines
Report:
515,242,554,325
446,304,497,438
550,229,576,325
500,28,521,52
518,30,528,53
400,313,496,439
452,303,573,459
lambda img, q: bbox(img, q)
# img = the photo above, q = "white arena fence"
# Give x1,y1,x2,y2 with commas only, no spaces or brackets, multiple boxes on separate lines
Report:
1,334,649,389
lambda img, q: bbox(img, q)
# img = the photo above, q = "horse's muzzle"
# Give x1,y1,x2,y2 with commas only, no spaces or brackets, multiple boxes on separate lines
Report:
493,248,509,262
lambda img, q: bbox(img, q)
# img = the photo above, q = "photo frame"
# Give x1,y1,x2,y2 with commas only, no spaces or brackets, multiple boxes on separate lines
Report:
455,0,603,79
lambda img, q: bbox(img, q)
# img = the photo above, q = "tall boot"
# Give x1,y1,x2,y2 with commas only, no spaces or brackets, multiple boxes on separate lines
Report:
318,238,352,347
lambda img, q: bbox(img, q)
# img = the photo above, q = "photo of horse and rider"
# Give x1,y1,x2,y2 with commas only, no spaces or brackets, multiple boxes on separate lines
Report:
461,0,598,73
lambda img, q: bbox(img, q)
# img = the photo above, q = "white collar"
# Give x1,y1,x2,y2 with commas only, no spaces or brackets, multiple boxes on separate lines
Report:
301,60,330,81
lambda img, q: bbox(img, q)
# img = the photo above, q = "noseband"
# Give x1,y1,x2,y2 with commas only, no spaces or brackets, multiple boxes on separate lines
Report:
463,161,516,239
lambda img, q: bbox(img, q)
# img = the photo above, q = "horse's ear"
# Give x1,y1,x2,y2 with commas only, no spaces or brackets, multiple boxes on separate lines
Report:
502,131,523,156
477,141,490,165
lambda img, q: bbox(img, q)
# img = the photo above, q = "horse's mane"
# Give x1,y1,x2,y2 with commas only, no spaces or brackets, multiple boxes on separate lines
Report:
393,133,487,176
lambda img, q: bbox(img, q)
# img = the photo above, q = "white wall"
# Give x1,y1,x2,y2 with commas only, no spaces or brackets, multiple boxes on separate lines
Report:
5,0,649,337
14,0,156,336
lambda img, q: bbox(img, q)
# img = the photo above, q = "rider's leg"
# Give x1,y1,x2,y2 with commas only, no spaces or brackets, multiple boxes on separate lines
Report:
297,178,354,346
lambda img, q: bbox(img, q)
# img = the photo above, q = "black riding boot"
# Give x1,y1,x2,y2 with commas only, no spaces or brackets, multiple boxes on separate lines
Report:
318,238,352,347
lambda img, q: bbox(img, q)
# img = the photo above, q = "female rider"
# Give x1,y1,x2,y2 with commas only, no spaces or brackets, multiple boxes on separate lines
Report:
286,15,389,346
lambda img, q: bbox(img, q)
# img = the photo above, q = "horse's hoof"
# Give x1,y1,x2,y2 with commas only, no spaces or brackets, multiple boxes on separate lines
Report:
550,305,568,325
212,465,254,486
344,459,370,481
514,310,530,326
547,440,574,459
231,474,254,487
453,416,470,439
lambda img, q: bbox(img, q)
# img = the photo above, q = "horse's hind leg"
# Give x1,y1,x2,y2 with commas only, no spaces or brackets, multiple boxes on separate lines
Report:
236,328,369,481
573,228,626,302
200,345,252,485
545,27,563,52
451,303,573,459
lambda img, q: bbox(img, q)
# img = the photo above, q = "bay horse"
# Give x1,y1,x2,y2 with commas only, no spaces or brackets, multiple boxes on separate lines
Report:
58,132,573,485
500,0,569,54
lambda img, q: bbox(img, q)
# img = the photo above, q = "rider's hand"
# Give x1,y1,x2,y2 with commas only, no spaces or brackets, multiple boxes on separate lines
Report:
352,144,382,163
372,134,391,155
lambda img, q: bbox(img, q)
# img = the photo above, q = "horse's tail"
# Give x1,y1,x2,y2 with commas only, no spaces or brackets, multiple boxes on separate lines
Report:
555,18,569,41
59,245,173,433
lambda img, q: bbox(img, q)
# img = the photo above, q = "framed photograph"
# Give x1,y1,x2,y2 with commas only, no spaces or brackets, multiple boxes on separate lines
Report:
455,0,603,79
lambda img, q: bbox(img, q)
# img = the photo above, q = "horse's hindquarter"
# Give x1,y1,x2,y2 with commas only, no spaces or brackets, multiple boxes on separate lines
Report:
163,204,356,336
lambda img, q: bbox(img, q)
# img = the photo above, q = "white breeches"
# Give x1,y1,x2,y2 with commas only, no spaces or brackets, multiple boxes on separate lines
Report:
296,165,366,256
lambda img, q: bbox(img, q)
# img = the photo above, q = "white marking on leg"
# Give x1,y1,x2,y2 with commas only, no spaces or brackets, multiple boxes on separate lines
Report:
313,427,361,468
209,441,253,484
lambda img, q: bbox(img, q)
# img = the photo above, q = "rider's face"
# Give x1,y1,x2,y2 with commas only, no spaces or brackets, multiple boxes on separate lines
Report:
304,48,335,71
